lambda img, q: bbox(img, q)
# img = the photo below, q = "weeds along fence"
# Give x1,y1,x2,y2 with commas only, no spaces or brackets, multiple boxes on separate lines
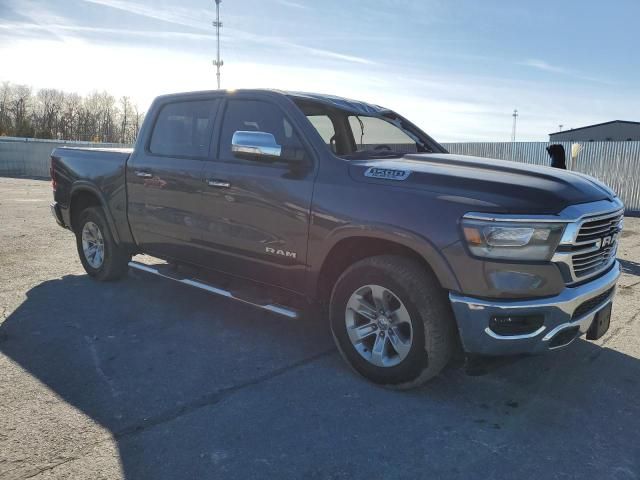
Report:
1,136,639,212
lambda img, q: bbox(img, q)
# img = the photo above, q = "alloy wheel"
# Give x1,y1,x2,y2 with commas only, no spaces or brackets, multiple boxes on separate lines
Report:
344,284,414,367
81,221,105,269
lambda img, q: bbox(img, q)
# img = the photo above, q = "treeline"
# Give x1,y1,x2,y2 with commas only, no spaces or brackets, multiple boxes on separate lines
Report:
0,81,145,144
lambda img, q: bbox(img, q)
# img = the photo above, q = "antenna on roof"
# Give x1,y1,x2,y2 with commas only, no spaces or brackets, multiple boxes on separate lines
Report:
212,0,224,89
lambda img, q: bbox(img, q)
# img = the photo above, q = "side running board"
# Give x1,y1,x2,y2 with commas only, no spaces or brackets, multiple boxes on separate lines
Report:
128,261,299,319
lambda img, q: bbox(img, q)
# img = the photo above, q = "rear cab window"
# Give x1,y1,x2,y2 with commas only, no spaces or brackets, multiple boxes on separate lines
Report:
149,100,218,158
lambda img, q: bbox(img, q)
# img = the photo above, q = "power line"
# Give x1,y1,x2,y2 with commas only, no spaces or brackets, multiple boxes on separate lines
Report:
212,0,223,89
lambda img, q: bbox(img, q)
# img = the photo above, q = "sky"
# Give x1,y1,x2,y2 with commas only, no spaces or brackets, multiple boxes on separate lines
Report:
1,0,639,141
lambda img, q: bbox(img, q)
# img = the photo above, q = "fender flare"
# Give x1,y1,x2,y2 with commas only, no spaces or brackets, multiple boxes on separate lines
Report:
69,182,122,245
309,224,461,296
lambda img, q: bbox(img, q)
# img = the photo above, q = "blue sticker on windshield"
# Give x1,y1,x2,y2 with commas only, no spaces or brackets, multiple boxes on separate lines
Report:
364,167,411,181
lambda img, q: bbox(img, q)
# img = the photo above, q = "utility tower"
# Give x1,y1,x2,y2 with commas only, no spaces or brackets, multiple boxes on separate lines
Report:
510,109,518,160
212,0,223,89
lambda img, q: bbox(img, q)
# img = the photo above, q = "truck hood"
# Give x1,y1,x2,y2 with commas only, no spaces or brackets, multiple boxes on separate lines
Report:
348,153,615,214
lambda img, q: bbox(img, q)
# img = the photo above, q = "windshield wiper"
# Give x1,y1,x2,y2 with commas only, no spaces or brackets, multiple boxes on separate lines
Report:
342,150,403,160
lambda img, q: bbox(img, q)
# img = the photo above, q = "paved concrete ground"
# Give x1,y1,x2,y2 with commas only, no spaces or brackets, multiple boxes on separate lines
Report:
1,177,639,480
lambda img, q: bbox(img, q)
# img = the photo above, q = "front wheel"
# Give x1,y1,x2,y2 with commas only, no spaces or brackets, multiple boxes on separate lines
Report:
75,207,131,281
330,255,455,389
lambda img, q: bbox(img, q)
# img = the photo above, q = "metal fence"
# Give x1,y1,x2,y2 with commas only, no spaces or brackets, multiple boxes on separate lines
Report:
441,141,573,167
1,136,639,212
566,142,640,214
0,137,130,178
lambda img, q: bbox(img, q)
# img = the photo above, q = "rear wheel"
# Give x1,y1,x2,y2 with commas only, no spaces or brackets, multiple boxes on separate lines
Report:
330,255,455,389
75,207,130,281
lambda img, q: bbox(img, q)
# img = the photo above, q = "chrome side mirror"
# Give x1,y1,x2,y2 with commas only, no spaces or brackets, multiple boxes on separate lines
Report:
231,131,282,158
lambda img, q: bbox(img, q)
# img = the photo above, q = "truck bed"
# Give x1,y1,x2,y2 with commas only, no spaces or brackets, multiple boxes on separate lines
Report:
51,146,134,243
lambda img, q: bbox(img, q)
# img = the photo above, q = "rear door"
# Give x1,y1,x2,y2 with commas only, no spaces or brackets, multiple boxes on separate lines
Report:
126,98,220,263
199,97,315,292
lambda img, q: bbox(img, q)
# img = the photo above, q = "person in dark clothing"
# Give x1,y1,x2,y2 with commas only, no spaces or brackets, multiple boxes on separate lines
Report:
546,144,567,169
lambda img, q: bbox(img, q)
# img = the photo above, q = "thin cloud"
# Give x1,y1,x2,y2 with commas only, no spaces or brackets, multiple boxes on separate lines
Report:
80,0,373,65
0,21,374,65
520,59,567,74
2,0,78,42
276,0,310,10
0,22,212,41
518,58,615,85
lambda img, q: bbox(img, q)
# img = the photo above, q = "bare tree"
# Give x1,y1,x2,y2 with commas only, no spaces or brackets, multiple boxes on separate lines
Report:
11,85,33,137
34,89,64,139
133,104,144,143
61,92,82,140
120,96,131,144
83,92,105,142
0,82,12,136
0,81,144,143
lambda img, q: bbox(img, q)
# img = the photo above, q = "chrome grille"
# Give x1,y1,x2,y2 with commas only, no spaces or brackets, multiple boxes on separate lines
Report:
570,210,623,280
572,245,616,277
575,212,624,243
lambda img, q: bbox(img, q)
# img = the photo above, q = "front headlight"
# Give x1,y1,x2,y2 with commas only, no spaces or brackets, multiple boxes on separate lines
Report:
461,218,565,261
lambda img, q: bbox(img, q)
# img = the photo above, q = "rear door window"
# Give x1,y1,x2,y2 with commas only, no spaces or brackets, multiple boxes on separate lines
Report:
149,100,218,158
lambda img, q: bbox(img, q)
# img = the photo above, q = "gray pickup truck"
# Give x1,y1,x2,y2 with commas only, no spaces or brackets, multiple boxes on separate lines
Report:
50,89,623,388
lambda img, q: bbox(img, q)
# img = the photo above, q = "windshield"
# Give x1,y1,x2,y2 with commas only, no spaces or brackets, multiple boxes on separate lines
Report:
293,98,443,159
346,115,420,159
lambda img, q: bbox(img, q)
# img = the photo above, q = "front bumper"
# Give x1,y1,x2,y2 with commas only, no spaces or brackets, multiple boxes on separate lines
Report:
449,261,620,355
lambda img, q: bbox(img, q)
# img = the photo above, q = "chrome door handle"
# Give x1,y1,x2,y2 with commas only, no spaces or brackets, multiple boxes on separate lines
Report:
135,170,153,178
207,179,231,188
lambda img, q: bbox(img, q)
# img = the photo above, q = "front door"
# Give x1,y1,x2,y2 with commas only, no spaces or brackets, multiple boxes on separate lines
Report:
126,98,220,264
200,98,315,292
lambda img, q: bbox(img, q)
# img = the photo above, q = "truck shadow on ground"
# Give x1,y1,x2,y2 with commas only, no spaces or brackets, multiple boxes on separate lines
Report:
1,273,639,479
619,258,640,277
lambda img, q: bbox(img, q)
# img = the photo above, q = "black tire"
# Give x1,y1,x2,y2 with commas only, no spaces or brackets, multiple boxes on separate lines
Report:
330,255,455,389
75,207,130,281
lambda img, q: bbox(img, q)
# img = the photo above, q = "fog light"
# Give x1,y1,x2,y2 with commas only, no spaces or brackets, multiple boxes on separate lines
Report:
489,315,544,336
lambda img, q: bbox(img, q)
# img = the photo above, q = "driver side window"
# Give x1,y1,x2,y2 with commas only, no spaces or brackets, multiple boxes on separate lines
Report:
307,115,337,152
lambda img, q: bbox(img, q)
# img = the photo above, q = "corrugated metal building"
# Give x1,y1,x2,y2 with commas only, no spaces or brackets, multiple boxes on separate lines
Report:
549,120,640,142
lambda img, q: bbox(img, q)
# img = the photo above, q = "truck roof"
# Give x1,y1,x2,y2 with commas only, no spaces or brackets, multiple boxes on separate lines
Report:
155,89,390,116
284,91,389,115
